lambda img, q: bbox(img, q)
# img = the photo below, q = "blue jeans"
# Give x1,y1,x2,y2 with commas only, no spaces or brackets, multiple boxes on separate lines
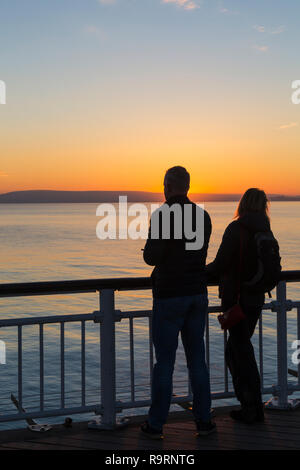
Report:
148,293,211,431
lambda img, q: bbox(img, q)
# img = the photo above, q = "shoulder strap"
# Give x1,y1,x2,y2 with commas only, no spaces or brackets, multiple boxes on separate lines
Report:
237,225,246,301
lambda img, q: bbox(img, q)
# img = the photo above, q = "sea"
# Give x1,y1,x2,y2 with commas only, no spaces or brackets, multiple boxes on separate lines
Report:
0,201,299,429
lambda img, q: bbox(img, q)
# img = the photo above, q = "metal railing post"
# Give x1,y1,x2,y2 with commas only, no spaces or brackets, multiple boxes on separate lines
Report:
100,289,116,428
265,281,292,409
276,281,289,408
88,289,129,430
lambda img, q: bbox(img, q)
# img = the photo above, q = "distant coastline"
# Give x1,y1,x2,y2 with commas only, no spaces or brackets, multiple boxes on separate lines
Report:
0,190,299,204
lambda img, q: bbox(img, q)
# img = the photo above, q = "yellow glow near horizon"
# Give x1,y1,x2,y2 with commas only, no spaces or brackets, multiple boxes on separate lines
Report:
1,125,299,195
1,66,300,196
1,0,300,197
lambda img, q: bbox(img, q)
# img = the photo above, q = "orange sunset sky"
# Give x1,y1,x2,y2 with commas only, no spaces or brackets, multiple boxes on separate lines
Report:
0,0,299,195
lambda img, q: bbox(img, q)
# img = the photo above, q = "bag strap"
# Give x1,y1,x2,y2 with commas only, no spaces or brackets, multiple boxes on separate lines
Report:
237,225,246,302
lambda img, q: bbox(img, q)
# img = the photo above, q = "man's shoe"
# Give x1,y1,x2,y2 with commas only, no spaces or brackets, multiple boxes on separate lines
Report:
195,420,216,437
140,421,163,440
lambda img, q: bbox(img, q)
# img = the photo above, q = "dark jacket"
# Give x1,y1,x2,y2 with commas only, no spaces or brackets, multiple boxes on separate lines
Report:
206,212,270,310
143,195,212,298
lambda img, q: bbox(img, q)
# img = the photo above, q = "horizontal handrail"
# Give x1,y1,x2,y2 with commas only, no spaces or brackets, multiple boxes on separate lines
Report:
0,303,278,327
0,270,299,298
0,312,97,327
0,277,151,297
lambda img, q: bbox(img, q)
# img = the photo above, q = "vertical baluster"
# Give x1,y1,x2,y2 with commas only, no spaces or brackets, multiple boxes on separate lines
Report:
81,321,86,407
276,281,288,408
259,314,264,390
99,289,116,429
40,324,44,411
60,322,65,409
224,329,228,393
18,325,23,411
129,317,135,402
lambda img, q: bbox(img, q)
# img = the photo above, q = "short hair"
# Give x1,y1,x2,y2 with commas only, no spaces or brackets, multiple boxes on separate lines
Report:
164,166,190,193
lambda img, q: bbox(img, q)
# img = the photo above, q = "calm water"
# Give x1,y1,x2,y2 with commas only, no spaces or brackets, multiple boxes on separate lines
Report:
0,202,299,428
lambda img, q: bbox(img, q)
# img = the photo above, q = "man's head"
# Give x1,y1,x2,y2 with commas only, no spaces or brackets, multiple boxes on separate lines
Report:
164,166,190,200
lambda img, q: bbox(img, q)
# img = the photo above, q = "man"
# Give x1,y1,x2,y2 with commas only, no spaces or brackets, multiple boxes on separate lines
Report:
141,166,215,439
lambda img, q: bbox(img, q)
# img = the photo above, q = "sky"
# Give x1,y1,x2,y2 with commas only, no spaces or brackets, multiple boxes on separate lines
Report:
0,0,299,195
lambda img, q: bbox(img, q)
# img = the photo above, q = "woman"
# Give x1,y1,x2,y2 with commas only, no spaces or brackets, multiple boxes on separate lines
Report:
207,188,272,424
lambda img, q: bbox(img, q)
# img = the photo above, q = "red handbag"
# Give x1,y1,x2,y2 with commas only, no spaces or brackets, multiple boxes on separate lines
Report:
218,303,246,330
217,227,246,331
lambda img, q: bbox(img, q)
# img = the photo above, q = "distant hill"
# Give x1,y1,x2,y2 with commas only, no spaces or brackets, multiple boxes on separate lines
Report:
0,190,163,203
0,190,299,204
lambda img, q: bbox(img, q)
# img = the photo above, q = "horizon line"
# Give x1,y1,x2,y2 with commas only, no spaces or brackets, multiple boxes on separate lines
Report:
1,189,299,197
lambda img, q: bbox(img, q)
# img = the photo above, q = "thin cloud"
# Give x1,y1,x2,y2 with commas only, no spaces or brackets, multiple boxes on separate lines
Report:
254,25,265,33
252,24,285,53
270,25,285,35
0,172,8,177
97,0,116,4
84,25,106,40
253,24,285,35
253,44,269,53
218,2,239,15
279,122,298,130
162,0,202,11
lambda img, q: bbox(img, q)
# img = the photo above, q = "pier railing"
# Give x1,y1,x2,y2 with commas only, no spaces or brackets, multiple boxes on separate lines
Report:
0,270,299,429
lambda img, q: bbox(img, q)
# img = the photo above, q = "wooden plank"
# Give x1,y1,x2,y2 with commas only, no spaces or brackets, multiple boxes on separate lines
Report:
25,437,107,451
0,441,77,451
70,423,290,451
0,445,22,450
166,420,300,449
0,409,299,451
30,434,166,451
69,434,215,451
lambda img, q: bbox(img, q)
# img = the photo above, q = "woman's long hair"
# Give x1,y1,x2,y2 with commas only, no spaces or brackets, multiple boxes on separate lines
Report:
235,188,270,220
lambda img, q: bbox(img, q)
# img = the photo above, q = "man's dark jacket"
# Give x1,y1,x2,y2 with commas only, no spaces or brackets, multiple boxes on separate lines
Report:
143,195,212,299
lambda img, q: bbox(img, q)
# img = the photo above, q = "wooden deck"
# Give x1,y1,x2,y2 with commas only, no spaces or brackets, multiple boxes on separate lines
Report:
0,406,300,451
